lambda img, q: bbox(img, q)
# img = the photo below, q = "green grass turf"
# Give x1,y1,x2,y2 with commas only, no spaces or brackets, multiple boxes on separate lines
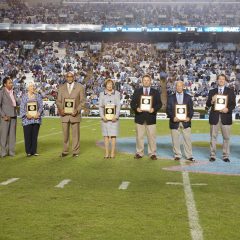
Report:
0,118,240,240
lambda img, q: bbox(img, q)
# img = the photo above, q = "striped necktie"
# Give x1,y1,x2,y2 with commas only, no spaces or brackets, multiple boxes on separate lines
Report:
144,88,148,96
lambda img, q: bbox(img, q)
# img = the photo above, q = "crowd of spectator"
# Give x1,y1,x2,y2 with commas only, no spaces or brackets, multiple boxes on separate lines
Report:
0,0,239,26
0,40,240,112
165,42,240,108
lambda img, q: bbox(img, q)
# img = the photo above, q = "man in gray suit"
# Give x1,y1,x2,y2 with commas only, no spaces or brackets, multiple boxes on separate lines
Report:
56,72,85,157
0,76,18,157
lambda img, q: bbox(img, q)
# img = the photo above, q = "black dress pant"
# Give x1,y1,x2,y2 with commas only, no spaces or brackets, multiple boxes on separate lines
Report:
23,124,40,155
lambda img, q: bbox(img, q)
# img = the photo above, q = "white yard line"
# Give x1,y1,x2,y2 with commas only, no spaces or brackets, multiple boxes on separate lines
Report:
0,178,20,186
166,182,207,186
191,183,208,186
55,179,71,188
180,161,204,240
118,181,130,190
166,182,183,185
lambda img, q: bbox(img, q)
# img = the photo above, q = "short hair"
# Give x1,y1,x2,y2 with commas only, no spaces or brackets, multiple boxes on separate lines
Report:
175,80,184,87
65,72,75,78
2,76,11,86
104,78,115,88
217,74,228,82
26,81,36,88
142,74,152,81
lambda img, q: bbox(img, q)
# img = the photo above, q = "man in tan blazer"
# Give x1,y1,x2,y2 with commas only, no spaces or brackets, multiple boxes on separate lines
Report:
56,72,85,157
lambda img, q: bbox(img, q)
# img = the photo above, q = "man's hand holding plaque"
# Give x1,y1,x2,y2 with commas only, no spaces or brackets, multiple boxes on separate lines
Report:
175,104,187,121
140,95,153,112
64,98,75,114
214,95,228,111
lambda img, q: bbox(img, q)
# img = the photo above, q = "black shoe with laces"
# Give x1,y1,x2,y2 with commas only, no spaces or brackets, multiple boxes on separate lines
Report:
209,157,216,162
223,158,230,162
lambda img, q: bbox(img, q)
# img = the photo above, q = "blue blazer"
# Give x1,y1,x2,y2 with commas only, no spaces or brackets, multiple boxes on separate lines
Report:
166,92,194,129
206,87,236,125
130,87,162,125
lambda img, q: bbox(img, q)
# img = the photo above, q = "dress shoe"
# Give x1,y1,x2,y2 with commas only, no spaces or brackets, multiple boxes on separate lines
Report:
174,157,180,161
209,157,216,162
60,153,68,157
134,154,142,159
187,157,195,162
223,158,230,162
72,154,79,157
150,155,157,160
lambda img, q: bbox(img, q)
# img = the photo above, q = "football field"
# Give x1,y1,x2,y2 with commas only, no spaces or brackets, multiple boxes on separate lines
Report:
0,118,240,240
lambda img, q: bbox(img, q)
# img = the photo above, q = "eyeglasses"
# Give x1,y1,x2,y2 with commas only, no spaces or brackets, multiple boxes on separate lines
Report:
66,75,73,77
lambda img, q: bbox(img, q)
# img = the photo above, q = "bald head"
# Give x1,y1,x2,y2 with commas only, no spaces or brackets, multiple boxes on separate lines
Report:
175,81,184,94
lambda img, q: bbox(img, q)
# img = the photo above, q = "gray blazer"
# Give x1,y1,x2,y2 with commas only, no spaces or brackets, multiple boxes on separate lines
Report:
99,90,121,119
0,88,17,117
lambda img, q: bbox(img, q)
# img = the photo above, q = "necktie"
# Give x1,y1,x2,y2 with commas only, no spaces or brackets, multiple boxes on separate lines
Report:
219,88,223,94
144,88,148,96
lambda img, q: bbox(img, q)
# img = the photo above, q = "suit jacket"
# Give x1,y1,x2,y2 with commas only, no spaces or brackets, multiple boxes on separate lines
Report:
166,92,194,129
56,82,85,123
99,90,121,119
0,88,17,117
206,87,236,125
130,87,162,125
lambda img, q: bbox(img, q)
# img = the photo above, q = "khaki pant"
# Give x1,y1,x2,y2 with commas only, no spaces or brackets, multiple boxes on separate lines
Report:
136,123,156,157
171,124,192,159
62,122,80,154
210,118,231,159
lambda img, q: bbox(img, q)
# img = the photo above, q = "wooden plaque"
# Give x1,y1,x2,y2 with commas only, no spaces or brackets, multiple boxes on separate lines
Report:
105,104,116,121
64,98,75,114
214,95,228,111
140,95,152,112
175,104,187,121
27,102,38,117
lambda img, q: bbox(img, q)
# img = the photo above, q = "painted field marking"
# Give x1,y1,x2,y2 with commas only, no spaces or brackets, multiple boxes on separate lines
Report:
191,183,208,186
166,182,183,185
0,178,20,186
180,160,204,240
119,181,130,190
166,182,207,186
55,179,71,188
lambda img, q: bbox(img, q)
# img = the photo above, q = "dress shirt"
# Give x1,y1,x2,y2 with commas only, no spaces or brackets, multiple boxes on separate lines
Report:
67,82,74,95
176,92,183,104
5,87,16,107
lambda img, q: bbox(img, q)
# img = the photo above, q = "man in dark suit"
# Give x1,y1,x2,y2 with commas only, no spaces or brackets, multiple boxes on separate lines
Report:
130,74,162,160
0,76,18,157
206,74,236,162
166,81,194,161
